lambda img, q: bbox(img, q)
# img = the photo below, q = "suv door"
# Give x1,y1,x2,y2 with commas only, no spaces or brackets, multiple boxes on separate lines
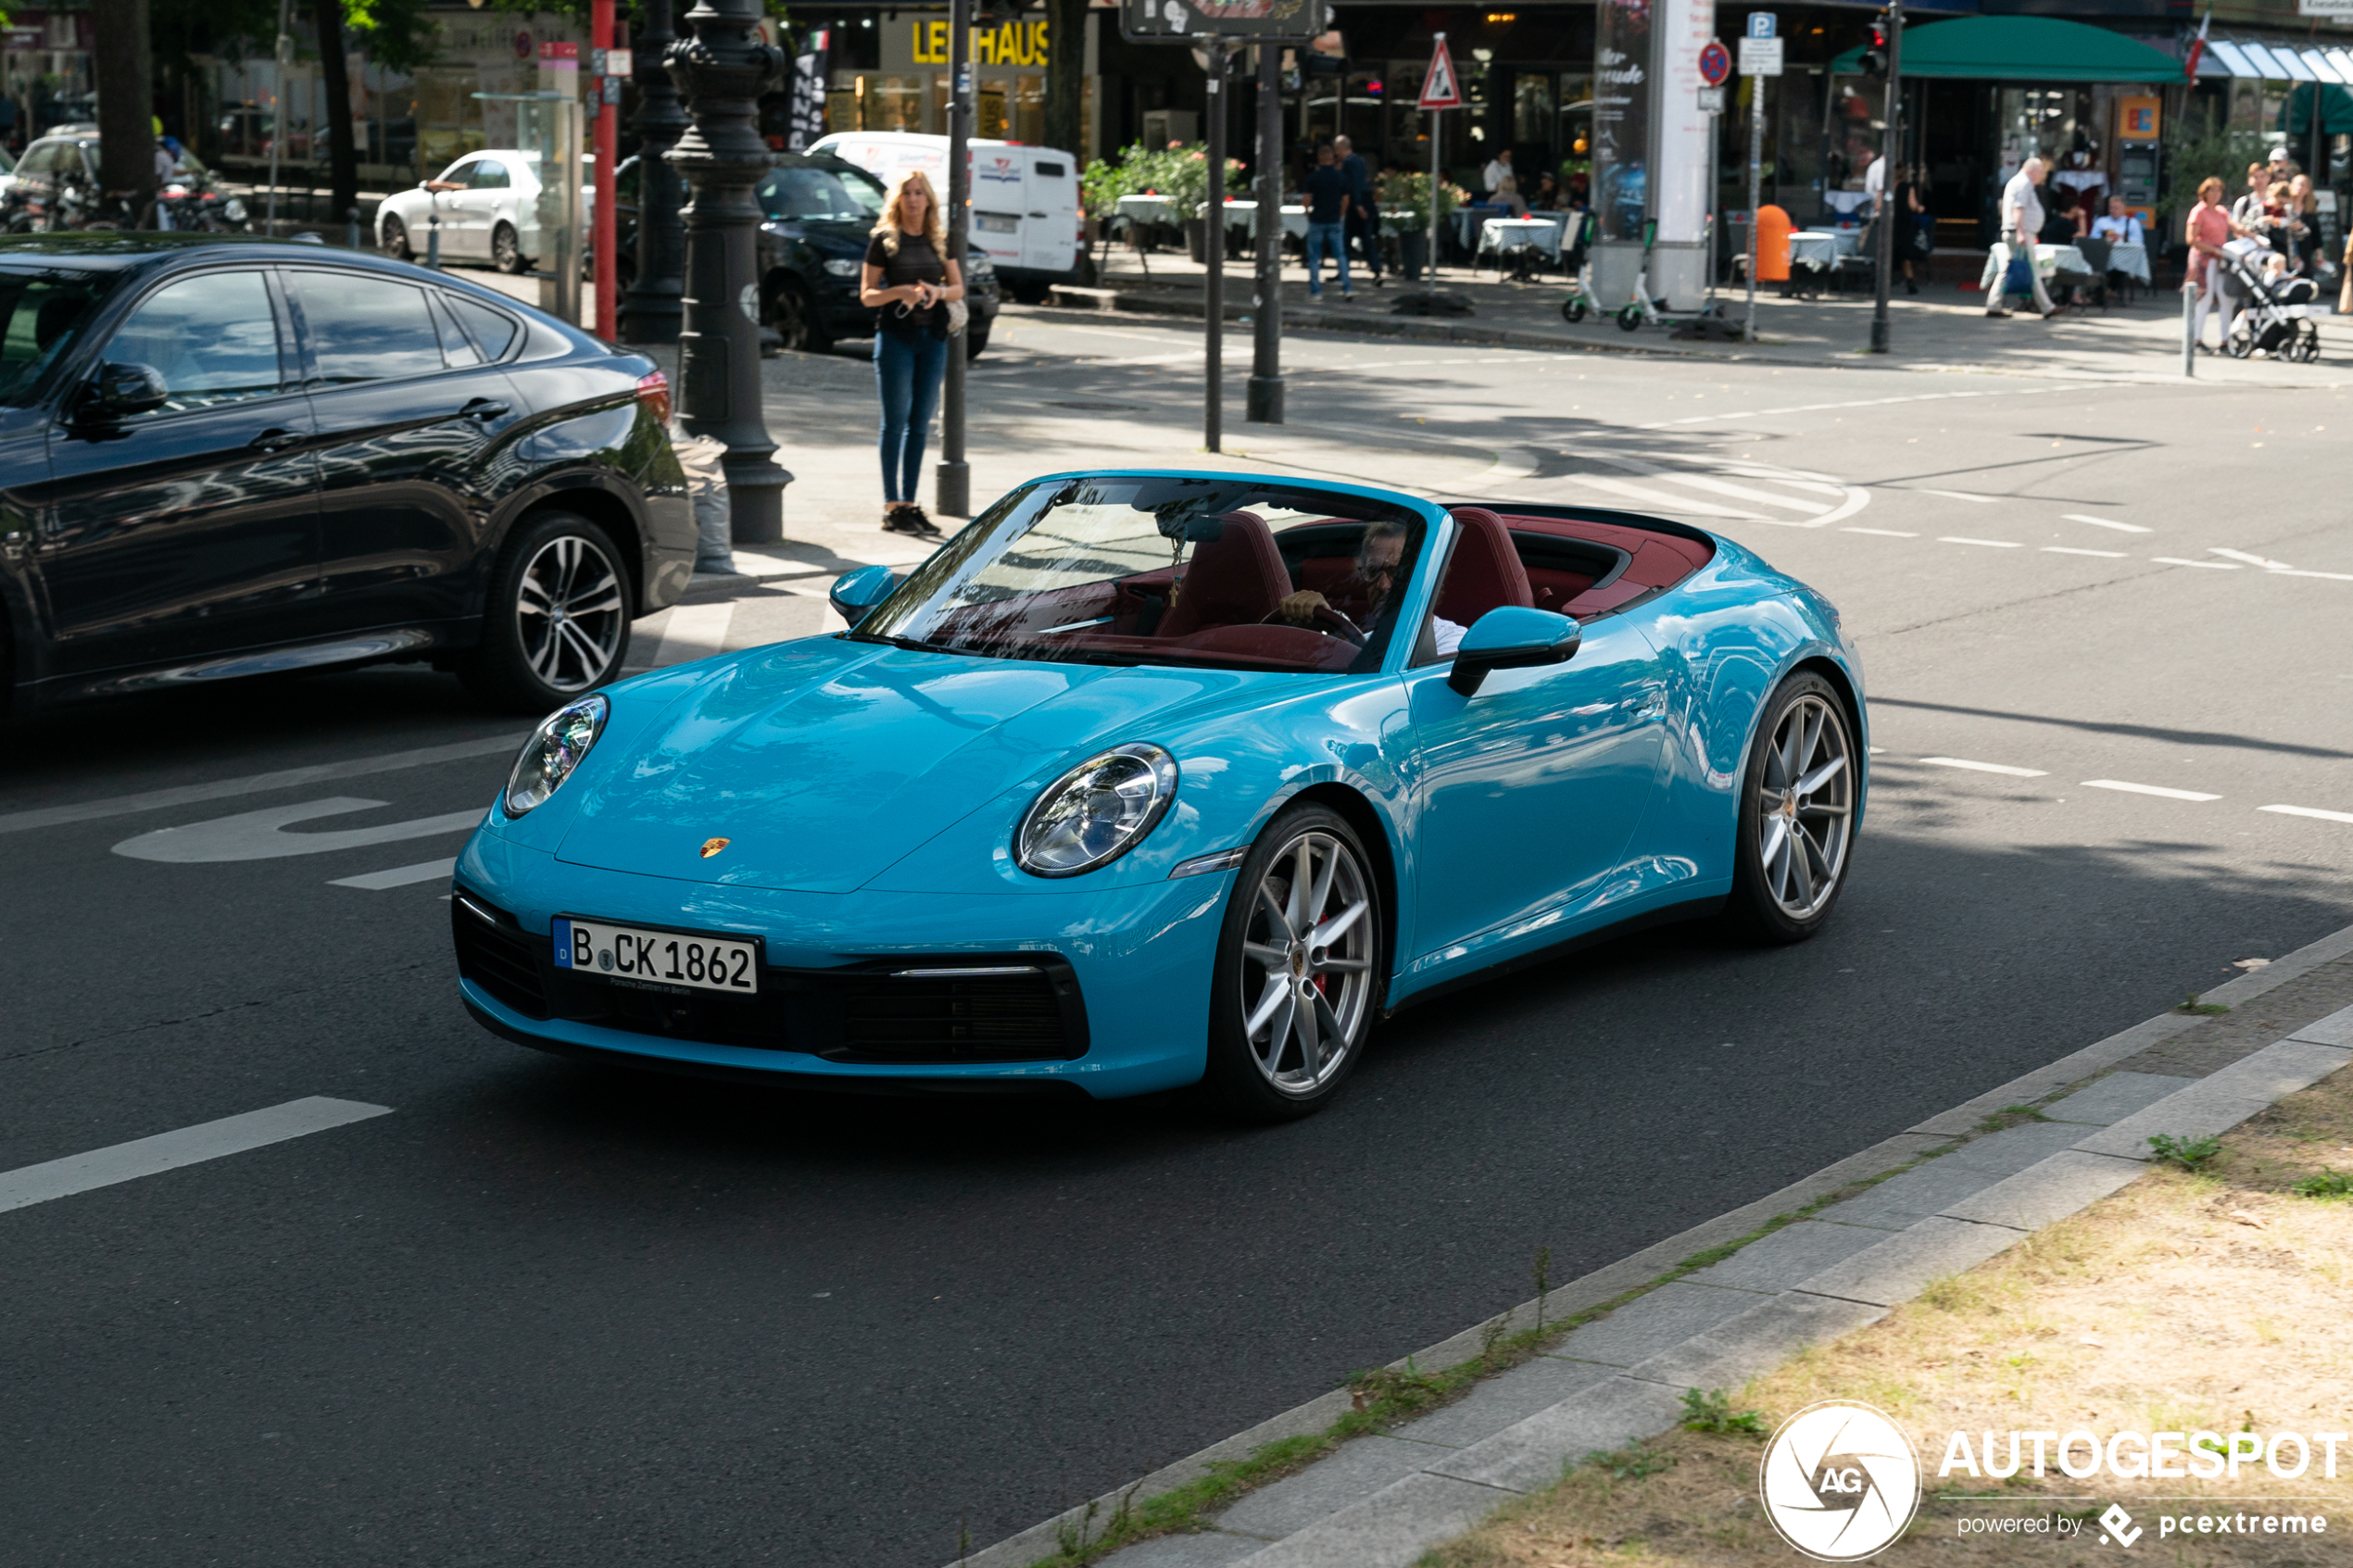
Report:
38,268,322,676
285,268,522,633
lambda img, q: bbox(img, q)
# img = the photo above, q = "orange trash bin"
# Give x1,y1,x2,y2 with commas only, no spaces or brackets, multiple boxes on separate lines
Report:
1754,204,1793,282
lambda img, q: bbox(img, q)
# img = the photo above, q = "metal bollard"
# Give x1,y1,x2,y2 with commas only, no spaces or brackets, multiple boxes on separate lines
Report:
426,214,441,270
2181,279,2196,378
347,205,360,250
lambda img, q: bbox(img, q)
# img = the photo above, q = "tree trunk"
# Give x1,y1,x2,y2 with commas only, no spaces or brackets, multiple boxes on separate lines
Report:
313,0,359,222
92,0,156,212
1045,0,1084,161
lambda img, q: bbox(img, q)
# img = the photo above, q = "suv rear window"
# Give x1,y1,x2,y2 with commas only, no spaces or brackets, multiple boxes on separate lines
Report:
0,269,108,404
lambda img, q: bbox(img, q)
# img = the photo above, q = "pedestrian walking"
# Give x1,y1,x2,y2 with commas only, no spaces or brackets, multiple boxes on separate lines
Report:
860,169,964,538
2183,175,2240,353
1302,144,1353,301
1334,135,1383,288
1892,162,1931,295
1987,155,2058,320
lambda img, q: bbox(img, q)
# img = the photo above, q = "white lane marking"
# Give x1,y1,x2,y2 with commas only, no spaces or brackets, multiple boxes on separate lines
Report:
1920,757,2049,778
653,603,736,667
1639,384,2086,431
2153,557,2238,570
1649,472,1832,514
0,1098,391,1215
331,857,459,890
1921,489,2001,503
2082,779,2221,802
1843,527,1919,537
2270,568,2353,582
1564,473,1764,519
1939,536,2024,548
2043,546,2129,558
114,797,484,863
0,734,524,838
2262,804,2353,824
2062,513,2152,533
2210,547,2294,570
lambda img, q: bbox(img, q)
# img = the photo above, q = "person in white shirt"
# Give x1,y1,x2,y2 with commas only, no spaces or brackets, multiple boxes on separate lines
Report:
1481,149,1524,214
1861,149,1885,216
1988,156,2057,320
2088,196,2143,247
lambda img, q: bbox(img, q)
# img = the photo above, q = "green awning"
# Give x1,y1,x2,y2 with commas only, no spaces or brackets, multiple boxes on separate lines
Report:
2284,82,2353,137
1830,17,2185,82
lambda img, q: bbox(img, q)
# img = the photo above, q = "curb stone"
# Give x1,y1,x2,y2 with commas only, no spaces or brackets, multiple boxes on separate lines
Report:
950,918,2353,1568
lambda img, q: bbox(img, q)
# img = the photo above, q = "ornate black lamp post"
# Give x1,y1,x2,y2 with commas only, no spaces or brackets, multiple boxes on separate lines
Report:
623,0,688,345
666,0,790,543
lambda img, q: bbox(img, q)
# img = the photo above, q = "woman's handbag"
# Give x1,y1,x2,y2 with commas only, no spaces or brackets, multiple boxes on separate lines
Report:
945,297,969,336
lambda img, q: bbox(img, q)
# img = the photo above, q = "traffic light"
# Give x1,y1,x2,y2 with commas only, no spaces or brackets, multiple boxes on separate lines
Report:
1861,11,1890,78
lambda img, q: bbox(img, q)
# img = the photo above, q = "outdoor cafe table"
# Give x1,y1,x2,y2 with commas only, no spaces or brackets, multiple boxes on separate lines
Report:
1214,199,1308,239
2105,240,2151,283
1477,214,1571,261
1788,229,1858,273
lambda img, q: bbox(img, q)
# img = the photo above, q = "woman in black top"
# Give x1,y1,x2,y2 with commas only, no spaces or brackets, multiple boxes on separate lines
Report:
859,168,965,538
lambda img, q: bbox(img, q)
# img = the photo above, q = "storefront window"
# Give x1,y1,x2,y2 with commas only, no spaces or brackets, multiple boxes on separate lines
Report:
1344,70,1384,157
871,75,925,133
1387,61,1431,160
1513,72,1553,146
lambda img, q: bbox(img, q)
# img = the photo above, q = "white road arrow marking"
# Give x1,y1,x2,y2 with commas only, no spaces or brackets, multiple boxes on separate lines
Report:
2209,547,2295,570
112,797,484,863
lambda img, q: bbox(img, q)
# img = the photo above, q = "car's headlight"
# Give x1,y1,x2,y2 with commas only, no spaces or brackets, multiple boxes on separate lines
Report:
1015,744,1178,878
823,257,861,277
504,694,608,818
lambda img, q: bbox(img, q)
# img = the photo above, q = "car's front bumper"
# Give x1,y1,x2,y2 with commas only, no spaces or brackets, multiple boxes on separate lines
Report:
452,830,1230,1098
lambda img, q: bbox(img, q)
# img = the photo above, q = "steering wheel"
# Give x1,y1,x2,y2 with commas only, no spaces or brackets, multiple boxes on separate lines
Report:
1265,601,1366,646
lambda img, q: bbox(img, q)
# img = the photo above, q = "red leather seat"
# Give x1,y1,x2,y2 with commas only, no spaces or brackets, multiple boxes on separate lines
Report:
1160,512,1289,638
1436,508,1534,628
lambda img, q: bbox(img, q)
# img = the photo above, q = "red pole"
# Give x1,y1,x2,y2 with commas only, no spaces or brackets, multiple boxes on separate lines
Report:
593,0,619,340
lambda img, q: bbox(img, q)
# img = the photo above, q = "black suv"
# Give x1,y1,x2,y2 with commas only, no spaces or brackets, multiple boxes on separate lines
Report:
751,153,1000,358
0,235,694,714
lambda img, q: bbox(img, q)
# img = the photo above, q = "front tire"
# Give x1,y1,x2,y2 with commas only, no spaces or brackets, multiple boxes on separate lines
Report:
382,213,410,259
1726,672,1856,943
459,512,635,713
1617,303,1643,332
492,220,525,274
964,321,990,360
771,282,834,354
1201,804,1383,1122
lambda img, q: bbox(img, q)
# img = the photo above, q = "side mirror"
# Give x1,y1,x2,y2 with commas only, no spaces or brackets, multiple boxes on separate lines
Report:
1447,607,1580,696
828,563,899,628
82,361,169,420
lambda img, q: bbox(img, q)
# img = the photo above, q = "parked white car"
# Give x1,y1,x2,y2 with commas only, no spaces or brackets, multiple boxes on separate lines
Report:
376,150,592,273
808,132,1083,302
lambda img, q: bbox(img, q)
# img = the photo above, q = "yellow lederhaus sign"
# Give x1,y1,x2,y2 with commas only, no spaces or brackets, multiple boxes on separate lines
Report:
910,18,1051,67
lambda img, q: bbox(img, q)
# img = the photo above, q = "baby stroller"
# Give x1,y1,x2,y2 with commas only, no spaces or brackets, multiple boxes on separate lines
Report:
2217,237,2322,363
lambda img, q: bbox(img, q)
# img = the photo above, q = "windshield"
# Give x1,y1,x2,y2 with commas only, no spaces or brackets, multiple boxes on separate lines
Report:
853,476,1429,674
0,268,109,405
758,162,886,222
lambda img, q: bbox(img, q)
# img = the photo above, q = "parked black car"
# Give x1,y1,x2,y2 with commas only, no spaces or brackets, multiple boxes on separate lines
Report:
750,152,1000,358
0,235,694,715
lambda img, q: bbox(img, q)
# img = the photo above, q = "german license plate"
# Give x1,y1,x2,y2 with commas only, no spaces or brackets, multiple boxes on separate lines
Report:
553,916,760,995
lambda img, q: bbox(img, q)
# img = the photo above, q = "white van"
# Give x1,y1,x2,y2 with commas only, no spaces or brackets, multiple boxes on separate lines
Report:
808,132,1083,302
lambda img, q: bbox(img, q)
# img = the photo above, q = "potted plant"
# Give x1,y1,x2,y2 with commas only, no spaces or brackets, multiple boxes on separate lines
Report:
1379,169,1469,282
1156,142,1247,263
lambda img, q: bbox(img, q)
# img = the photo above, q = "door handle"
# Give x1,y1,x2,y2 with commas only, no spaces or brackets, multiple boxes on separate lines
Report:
1028,210,1048,218
247,427,304,451
458,397,511,421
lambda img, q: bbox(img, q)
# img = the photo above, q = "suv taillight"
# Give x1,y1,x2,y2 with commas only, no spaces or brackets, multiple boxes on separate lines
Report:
635,370,671,425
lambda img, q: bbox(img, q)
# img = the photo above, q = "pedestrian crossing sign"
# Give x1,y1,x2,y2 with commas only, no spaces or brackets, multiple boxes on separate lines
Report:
1419,37,1462,108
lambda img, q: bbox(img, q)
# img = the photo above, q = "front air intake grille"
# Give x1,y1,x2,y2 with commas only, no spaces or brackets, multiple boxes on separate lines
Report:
452,893,549,1020
831,967,1083,1064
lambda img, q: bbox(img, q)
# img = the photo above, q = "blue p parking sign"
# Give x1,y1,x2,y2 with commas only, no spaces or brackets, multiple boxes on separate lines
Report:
1746,12,1776,37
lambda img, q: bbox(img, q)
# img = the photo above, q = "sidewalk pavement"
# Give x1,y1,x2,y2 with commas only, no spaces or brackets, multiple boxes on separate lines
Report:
1048,245,2353,389
957,922,2353,1568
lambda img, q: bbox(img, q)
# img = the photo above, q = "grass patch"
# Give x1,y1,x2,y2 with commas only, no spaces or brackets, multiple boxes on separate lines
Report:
1417,1055,2353,1567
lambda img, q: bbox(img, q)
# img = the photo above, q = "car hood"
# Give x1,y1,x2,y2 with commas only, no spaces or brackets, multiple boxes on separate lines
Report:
554,642,1254,893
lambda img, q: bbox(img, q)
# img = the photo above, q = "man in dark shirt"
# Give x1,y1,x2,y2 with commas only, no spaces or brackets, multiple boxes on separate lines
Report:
1335,134,1382,288
1302,143,1354,300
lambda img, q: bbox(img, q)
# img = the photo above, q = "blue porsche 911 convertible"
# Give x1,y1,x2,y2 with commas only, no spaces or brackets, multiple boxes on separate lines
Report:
452,470,1865,1119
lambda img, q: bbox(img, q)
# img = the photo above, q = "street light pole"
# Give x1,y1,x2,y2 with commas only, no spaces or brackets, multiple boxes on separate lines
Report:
1203,40,1227,454
623,0,687,344
1744,70,1762,344
668,0,789,543
937,0,973,518
1869,1,1903,355
1246,41,1284,425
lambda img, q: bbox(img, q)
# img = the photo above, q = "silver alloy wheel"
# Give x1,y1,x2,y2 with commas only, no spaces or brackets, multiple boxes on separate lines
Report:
516,533,625,694
1239,830,1375,1096
493,222,522,273
1755,692,1853,919
382,214,408,258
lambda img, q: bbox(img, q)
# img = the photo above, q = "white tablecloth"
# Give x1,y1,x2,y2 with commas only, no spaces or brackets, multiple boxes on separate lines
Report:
1215,199,1308,239
1478,214,1570,258
1116,194,1177,227
1789,229,1860,271
1977,243,2096,293
2105,240,2151,283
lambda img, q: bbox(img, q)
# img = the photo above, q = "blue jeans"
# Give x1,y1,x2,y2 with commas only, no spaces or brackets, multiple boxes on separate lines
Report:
1306,221,1351,295
874,328,948,504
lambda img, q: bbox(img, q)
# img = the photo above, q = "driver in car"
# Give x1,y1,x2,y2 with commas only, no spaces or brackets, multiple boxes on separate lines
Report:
1273,520,1466,655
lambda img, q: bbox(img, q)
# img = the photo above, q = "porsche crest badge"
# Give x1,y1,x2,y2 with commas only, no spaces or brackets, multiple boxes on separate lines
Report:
699,837,730,859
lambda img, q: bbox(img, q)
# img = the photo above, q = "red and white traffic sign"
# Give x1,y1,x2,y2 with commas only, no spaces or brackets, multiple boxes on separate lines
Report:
1418,37,1462,109
1697,38,1731,86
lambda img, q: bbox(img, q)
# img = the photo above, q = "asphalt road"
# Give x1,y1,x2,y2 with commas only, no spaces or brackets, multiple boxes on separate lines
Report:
6,320,2350,1568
